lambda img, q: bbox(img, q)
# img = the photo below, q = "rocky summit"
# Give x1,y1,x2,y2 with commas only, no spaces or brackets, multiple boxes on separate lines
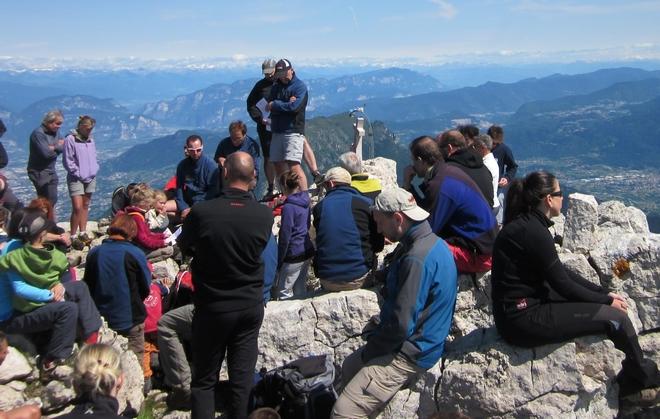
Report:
0,158,658,418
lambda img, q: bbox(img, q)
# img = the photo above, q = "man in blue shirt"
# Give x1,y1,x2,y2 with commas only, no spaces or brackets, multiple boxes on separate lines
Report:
332,187,457,418
175,135,220,219
214,120,261,186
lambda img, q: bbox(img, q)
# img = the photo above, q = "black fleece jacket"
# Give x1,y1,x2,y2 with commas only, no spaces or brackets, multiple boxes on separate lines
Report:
446,149,494,207
492,208,612,312
178,188,274,313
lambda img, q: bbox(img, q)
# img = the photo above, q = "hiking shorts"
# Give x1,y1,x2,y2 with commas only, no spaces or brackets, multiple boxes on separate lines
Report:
68,177,97,196
270,132,304,163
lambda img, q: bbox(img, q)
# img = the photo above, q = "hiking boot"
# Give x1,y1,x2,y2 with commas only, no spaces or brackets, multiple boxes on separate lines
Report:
71,237,86,251
166,387,191,411
40,358,73,383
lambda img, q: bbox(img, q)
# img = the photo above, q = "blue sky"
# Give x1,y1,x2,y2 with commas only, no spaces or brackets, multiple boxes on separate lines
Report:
2,0,660,64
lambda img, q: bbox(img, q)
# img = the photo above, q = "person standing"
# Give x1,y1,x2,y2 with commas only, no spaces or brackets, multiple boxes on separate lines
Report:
27,110,65,207
63,116,99,238
247,58,278,197
488,125,518,224
267,59,322,191
178,152,274,419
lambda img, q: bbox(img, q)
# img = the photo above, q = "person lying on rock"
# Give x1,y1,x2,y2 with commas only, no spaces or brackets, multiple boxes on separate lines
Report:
0,207,102,379
332,187,458,418
491,171,659,398
55,343,126,419
0,331,42,419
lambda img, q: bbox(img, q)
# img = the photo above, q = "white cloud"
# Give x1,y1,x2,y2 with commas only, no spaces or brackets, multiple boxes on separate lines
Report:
231,54,249,62
348,6,359,29
429,0,457,19
514,0,660,15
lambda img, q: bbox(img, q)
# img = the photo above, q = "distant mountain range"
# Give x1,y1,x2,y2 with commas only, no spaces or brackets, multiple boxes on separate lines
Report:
1,65,660,230
1,95,168,162
141,68,446,128
505,78,660,166
362,67,660,123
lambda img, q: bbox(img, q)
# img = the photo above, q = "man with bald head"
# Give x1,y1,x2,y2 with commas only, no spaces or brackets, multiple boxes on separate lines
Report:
178,151,274,419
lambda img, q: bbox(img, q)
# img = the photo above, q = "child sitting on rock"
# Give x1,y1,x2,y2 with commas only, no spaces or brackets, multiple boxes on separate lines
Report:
145,189,170,233
274,170,315,300
123,188,173,261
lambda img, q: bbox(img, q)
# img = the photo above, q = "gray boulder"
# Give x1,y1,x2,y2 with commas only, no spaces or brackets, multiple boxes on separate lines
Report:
563,193,599,254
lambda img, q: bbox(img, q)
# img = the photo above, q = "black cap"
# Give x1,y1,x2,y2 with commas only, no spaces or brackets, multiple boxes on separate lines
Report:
274,59,292,77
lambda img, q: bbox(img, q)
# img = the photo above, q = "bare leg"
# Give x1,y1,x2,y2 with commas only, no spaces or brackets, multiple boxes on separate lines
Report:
302,137,319,175
80,193,92,233
287,161,308,191
70,195,83,236
264,157,275,191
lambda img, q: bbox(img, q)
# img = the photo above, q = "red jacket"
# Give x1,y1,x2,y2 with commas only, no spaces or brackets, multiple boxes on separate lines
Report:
124,206,167,250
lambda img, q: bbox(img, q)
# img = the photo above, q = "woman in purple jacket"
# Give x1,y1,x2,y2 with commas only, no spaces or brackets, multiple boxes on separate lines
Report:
275,170,315,300
63,116,99,237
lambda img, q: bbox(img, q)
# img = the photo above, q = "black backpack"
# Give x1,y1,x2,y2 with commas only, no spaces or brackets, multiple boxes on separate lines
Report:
251,354,337,419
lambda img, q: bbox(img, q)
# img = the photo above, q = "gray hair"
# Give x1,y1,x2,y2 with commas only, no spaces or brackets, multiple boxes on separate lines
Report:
42,109,64,125
339,152,362,175
473,134,493,151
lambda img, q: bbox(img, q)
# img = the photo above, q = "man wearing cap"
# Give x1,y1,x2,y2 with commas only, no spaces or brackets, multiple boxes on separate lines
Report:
267,58,321,191
332,187,458,418
312,167,383,291
247,58,277,197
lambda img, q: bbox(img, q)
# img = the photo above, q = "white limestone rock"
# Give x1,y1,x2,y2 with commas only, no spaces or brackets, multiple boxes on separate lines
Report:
558,253,601,287
437,332,621,418
42,380,76,412
0,346,33,383
563,193,599,254
598,201,649,234
364,157,397,191
451,272,493,339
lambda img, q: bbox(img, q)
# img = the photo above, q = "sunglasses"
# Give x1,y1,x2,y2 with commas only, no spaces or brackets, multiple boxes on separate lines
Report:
549,190,563,197
187,147,203,153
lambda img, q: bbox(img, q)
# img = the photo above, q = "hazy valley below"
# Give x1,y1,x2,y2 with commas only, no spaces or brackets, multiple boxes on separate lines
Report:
0,63,658,232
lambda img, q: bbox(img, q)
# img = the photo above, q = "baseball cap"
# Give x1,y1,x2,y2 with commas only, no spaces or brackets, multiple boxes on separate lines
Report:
275,59,292,77
372,187,429,221
16,209,49,241
262,58,277,75
323,167,351,185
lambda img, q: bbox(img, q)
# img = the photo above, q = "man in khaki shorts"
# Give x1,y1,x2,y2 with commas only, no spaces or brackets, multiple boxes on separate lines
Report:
332,187,458,418
267,59,316,190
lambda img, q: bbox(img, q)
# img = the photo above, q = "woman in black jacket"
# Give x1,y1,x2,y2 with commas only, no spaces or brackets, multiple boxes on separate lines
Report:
56,344,125,419
491,171,658,397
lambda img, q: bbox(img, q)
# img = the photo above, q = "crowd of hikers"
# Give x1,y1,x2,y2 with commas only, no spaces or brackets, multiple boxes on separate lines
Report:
0,58,658,419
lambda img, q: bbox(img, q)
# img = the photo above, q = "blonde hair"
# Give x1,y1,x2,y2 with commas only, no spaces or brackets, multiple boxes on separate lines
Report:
152,189,167,203
73,343,122,398
130,187,153,208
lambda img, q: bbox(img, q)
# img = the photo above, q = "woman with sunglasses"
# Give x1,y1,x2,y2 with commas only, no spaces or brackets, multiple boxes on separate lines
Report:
491,171,658,397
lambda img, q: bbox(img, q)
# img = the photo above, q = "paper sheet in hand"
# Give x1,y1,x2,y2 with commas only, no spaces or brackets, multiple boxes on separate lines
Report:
256,98,272,132
166,226,182,245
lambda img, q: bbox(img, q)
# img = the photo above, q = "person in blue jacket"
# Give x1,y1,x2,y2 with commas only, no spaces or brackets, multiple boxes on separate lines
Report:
214,120,261,185
313,167,384,291
175,135,220,220
83,213,152,369
333,187,458,418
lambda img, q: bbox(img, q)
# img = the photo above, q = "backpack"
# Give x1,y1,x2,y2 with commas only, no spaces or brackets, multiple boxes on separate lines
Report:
110,184,133,216
251,354,337,419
